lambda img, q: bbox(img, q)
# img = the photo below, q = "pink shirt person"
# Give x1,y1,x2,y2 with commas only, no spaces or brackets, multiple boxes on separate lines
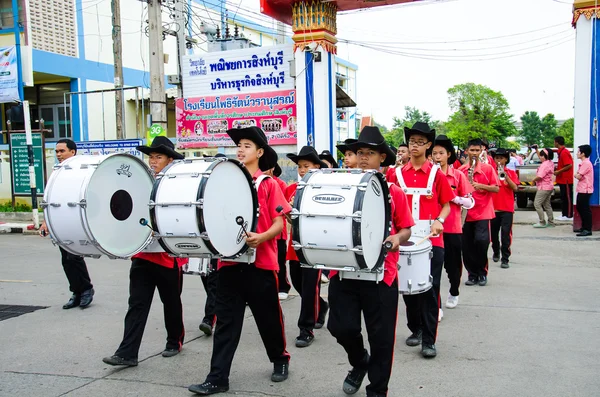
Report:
576,158,594,194
536,160,555,191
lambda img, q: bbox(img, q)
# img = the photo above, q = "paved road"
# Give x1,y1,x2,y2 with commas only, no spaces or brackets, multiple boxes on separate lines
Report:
0,211,598,397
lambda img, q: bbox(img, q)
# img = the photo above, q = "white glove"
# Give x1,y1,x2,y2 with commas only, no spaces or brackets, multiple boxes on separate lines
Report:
452,196,475,209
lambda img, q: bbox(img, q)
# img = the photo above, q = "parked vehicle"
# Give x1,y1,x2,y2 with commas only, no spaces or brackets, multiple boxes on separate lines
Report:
515,148,573,209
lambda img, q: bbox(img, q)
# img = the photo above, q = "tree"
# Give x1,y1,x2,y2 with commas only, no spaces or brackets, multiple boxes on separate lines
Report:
558,118,574,147
383,106,441,147
540,113,558,147
518,111,542,146
444,83,517,148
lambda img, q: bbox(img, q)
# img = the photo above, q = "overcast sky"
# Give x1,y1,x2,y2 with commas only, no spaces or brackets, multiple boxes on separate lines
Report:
333,0,576,129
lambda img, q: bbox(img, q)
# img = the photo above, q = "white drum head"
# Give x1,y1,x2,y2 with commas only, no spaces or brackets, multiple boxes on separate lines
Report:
85,154,154,257
359,175,388,268
202,160,256,257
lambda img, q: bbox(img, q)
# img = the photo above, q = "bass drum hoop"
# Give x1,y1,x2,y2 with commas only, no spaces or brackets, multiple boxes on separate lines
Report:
149,161,177,255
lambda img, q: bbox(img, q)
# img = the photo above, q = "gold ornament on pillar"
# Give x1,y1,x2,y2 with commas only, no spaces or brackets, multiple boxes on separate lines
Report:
291,1,338,54
573,1,600,26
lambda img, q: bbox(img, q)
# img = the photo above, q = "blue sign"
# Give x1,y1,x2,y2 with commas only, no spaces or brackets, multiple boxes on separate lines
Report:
76,139,144,159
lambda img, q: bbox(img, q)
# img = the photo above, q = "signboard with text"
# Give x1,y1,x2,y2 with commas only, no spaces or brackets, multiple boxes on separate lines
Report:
9,133,45,196
0,46,19,103
176,89,297,148
182,44,294,97
76,139,144,159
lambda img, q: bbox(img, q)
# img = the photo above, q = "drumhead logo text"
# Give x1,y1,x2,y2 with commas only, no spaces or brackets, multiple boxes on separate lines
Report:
236,222,249,244
116,164,132,177
312,194,345,204
371,181,381,196
175,243,201,250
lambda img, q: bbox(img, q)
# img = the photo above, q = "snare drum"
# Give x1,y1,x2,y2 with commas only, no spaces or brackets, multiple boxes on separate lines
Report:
397,237,433,295
291,169,391,273
150,158,258,258
42,153,154,259
183,258,212,276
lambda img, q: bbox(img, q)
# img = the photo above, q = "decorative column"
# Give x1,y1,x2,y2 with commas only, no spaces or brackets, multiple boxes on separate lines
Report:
291,1,338,155
572,0,600,230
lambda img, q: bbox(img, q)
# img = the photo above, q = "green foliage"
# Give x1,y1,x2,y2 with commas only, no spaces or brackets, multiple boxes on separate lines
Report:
383,106,442,147
540,113,558,147
558,118,574,147
0,202,32,212
445,83,516,148
519,111,542,146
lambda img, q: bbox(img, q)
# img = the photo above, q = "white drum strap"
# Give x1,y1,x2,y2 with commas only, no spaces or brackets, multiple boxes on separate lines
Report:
395,164,440,236
254,174,271,191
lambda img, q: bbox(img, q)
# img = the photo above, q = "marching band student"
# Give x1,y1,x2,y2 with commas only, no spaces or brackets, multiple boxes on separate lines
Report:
319,149,338,169
189,127,291,395
387,122,454,358
328,126,413,397
337,138,358,169
103,137,187,367
397,143,410,166
458,138,500,287
199,259,218,336
491,149,518,269
285,146,329,348
432,135,474,309
267,163,292,300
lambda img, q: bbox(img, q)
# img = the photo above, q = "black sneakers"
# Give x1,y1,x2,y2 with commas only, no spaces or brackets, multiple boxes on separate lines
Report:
102,355,138,367
188,381,229,395
295,330,314,348
405,330,422,347
161,348,180,357
501,260,510,269
342,353,370,395
62,293,80,309
315,301,329,329
271,362,289,382
199,319,213,336
79,288,94,308
465,276,479,286
478,276,488,286
492,253,500,263
421,344,437,358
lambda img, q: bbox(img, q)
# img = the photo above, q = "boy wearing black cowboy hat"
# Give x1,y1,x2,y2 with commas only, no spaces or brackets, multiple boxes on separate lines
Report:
103,137,187,368
432,135,474,310
327,126,414,397
336,138,358,169
387,122,454,359
319,149,338,169
491,148,518,269
189,127,291,395
284,146,329,348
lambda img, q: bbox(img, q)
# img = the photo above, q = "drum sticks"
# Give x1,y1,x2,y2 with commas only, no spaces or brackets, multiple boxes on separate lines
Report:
415,232,437,246
276,205,293,223
235,216,251,237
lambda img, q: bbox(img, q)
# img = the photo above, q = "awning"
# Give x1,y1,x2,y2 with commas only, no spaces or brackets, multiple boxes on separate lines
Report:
336,85,356,108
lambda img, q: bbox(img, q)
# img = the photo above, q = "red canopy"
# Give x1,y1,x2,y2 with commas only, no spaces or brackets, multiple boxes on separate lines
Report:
260,0,419,26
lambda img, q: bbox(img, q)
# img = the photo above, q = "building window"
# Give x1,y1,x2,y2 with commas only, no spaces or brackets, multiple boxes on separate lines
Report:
29,0,77,57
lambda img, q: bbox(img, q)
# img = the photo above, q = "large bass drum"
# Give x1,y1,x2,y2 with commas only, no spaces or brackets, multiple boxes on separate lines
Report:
150,157,258,258
291,169,391,272
42,153,154,259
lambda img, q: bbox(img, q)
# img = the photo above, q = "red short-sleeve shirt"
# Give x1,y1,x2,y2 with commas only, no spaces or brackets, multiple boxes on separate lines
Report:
443,166,474,234
220,170,291,271
132,252,187,269
273,176,288,240
387,161,455,248
493,168,518,213
556,147,574,184
458,162,499,222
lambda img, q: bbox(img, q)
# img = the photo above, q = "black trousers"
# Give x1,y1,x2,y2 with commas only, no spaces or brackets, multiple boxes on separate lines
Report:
491,211,514,263
206,264,289,386
328,276,398,396
443,234,462,297
115,258,184,360
462,220,490,278
576,193,593,231
403,246,444,346
59,247,93,294
277,239,291,293
289,260,326,333
200,259,219,325
559,183,574,218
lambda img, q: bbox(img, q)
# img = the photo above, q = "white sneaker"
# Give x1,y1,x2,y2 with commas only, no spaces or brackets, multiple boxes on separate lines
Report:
278,292,289,300
446,295,459,309
438,308,444,322
566,217,573,221
320,274,329,284
556,216,569,221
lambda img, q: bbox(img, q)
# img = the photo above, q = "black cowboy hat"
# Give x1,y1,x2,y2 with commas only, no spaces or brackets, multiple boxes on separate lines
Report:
493,148,510,160
433,135,457,165
287,146,329,169
389,144,397,154
227,126,278,171
404,121,436,143
273,162,282,177
319,150,338,169
137,136,184,160
336,138,358,154
346,126,396,167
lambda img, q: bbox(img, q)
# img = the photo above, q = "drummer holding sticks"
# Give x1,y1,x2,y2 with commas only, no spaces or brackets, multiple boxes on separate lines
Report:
189,127,291,395
328,126,414,397
103,137,187,367
386,122,454,359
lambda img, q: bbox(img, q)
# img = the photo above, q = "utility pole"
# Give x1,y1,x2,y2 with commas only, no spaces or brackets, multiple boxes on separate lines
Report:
175,0,186,98
148,0,167,131
112,0,125,139
276,21,285,45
